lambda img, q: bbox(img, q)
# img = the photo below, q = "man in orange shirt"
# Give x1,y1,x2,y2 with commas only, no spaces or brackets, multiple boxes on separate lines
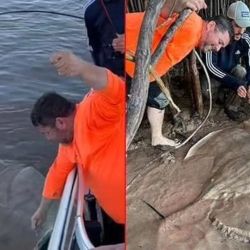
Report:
30,52,125,243
126,0,233,147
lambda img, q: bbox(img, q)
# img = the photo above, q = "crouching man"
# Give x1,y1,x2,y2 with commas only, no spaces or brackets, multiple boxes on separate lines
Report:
203,1,250,121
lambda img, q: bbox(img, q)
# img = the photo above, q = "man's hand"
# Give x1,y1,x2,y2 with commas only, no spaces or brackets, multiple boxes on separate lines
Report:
31,207,47,230
112,34,124,54
51,52,84,77
51,51,107,90
161,0,207,18
237,85,247,98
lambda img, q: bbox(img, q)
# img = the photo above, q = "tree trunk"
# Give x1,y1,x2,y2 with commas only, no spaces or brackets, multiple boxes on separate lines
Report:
151,9,192,67
126,0,165,149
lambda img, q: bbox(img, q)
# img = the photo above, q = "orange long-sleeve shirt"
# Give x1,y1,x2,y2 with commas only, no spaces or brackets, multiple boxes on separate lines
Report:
42,70,125,224
126,12,204,81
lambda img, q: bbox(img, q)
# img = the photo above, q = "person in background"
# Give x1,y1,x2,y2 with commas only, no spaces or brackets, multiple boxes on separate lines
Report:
83,0,124,76
203,1,250,121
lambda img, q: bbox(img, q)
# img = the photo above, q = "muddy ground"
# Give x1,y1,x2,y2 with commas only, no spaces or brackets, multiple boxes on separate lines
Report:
127,78,250,250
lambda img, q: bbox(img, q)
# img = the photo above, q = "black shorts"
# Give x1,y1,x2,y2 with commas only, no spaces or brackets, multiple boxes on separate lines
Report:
126,76,169,110
147,82,169,110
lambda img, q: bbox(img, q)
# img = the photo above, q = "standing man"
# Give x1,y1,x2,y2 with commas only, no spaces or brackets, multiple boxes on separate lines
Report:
126,0,233,147
204,1,250,121
83,0,125,243
31,52,125,245
83,0,124,76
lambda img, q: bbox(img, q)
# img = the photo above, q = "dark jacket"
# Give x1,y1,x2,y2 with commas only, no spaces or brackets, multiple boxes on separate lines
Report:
204,32,250,91
84,0,124,76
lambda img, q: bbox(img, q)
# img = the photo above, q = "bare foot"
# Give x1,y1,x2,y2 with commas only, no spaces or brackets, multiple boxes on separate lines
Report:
152,136,177,147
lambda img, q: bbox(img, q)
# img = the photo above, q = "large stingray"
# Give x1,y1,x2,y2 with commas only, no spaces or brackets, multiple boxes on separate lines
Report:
0,162,57,250
128,123,250,250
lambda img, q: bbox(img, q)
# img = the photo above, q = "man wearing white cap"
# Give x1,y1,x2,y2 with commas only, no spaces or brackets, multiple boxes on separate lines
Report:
204,1,250,121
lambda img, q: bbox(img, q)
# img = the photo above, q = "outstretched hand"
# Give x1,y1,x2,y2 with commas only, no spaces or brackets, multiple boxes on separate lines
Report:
51,51,84,77
31,208,47,230
51,51,107,90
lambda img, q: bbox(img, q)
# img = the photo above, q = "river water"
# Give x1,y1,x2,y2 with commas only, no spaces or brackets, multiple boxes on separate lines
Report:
0,1,90,249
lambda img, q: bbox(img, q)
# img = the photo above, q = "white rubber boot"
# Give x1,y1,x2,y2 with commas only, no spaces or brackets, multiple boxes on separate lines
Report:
147,107,177,146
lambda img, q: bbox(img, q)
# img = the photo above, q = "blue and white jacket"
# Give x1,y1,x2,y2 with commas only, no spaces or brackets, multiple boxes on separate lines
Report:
204,32,250,91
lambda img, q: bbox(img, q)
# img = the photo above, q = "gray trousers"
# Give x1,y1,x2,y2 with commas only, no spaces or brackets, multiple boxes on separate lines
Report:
201,64,247,100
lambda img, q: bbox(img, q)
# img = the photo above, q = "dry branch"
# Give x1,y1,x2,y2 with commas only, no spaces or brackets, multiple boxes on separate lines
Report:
126,0,165,149
151,9,192,67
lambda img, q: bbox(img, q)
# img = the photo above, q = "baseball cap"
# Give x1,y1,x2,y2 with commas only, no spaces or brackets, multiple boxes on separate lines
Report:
227,1,250,28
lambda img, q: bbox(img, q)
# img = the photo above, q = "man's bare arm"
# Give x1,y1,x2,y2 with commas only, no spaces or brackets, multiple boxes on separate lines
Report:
51,52,107,90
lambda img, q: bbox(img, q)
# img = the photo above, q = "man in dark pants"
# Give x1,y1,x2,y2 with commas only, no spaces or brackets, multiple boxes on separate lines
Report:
203,1,250,121
83,0,124,76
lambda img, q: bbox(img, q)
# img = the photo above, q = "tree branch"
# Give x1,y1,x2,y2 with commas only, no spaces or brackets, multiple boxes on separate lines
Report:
151,9,192,67
126,0,166,149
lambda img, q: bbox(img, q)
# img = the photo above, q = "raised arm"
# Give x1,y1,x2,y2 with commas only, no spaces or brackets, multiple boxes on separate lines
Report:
51,51,107,90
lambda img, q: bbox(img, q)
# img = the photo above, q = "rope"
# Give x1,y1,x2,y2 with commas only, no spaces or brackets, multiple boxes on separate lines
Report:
175,49,213,149
0,10,85,20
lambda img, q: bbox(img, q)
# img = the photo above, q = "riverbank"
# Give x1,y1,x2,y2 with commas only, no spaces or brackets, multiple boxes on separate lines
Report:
127,81,250,249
